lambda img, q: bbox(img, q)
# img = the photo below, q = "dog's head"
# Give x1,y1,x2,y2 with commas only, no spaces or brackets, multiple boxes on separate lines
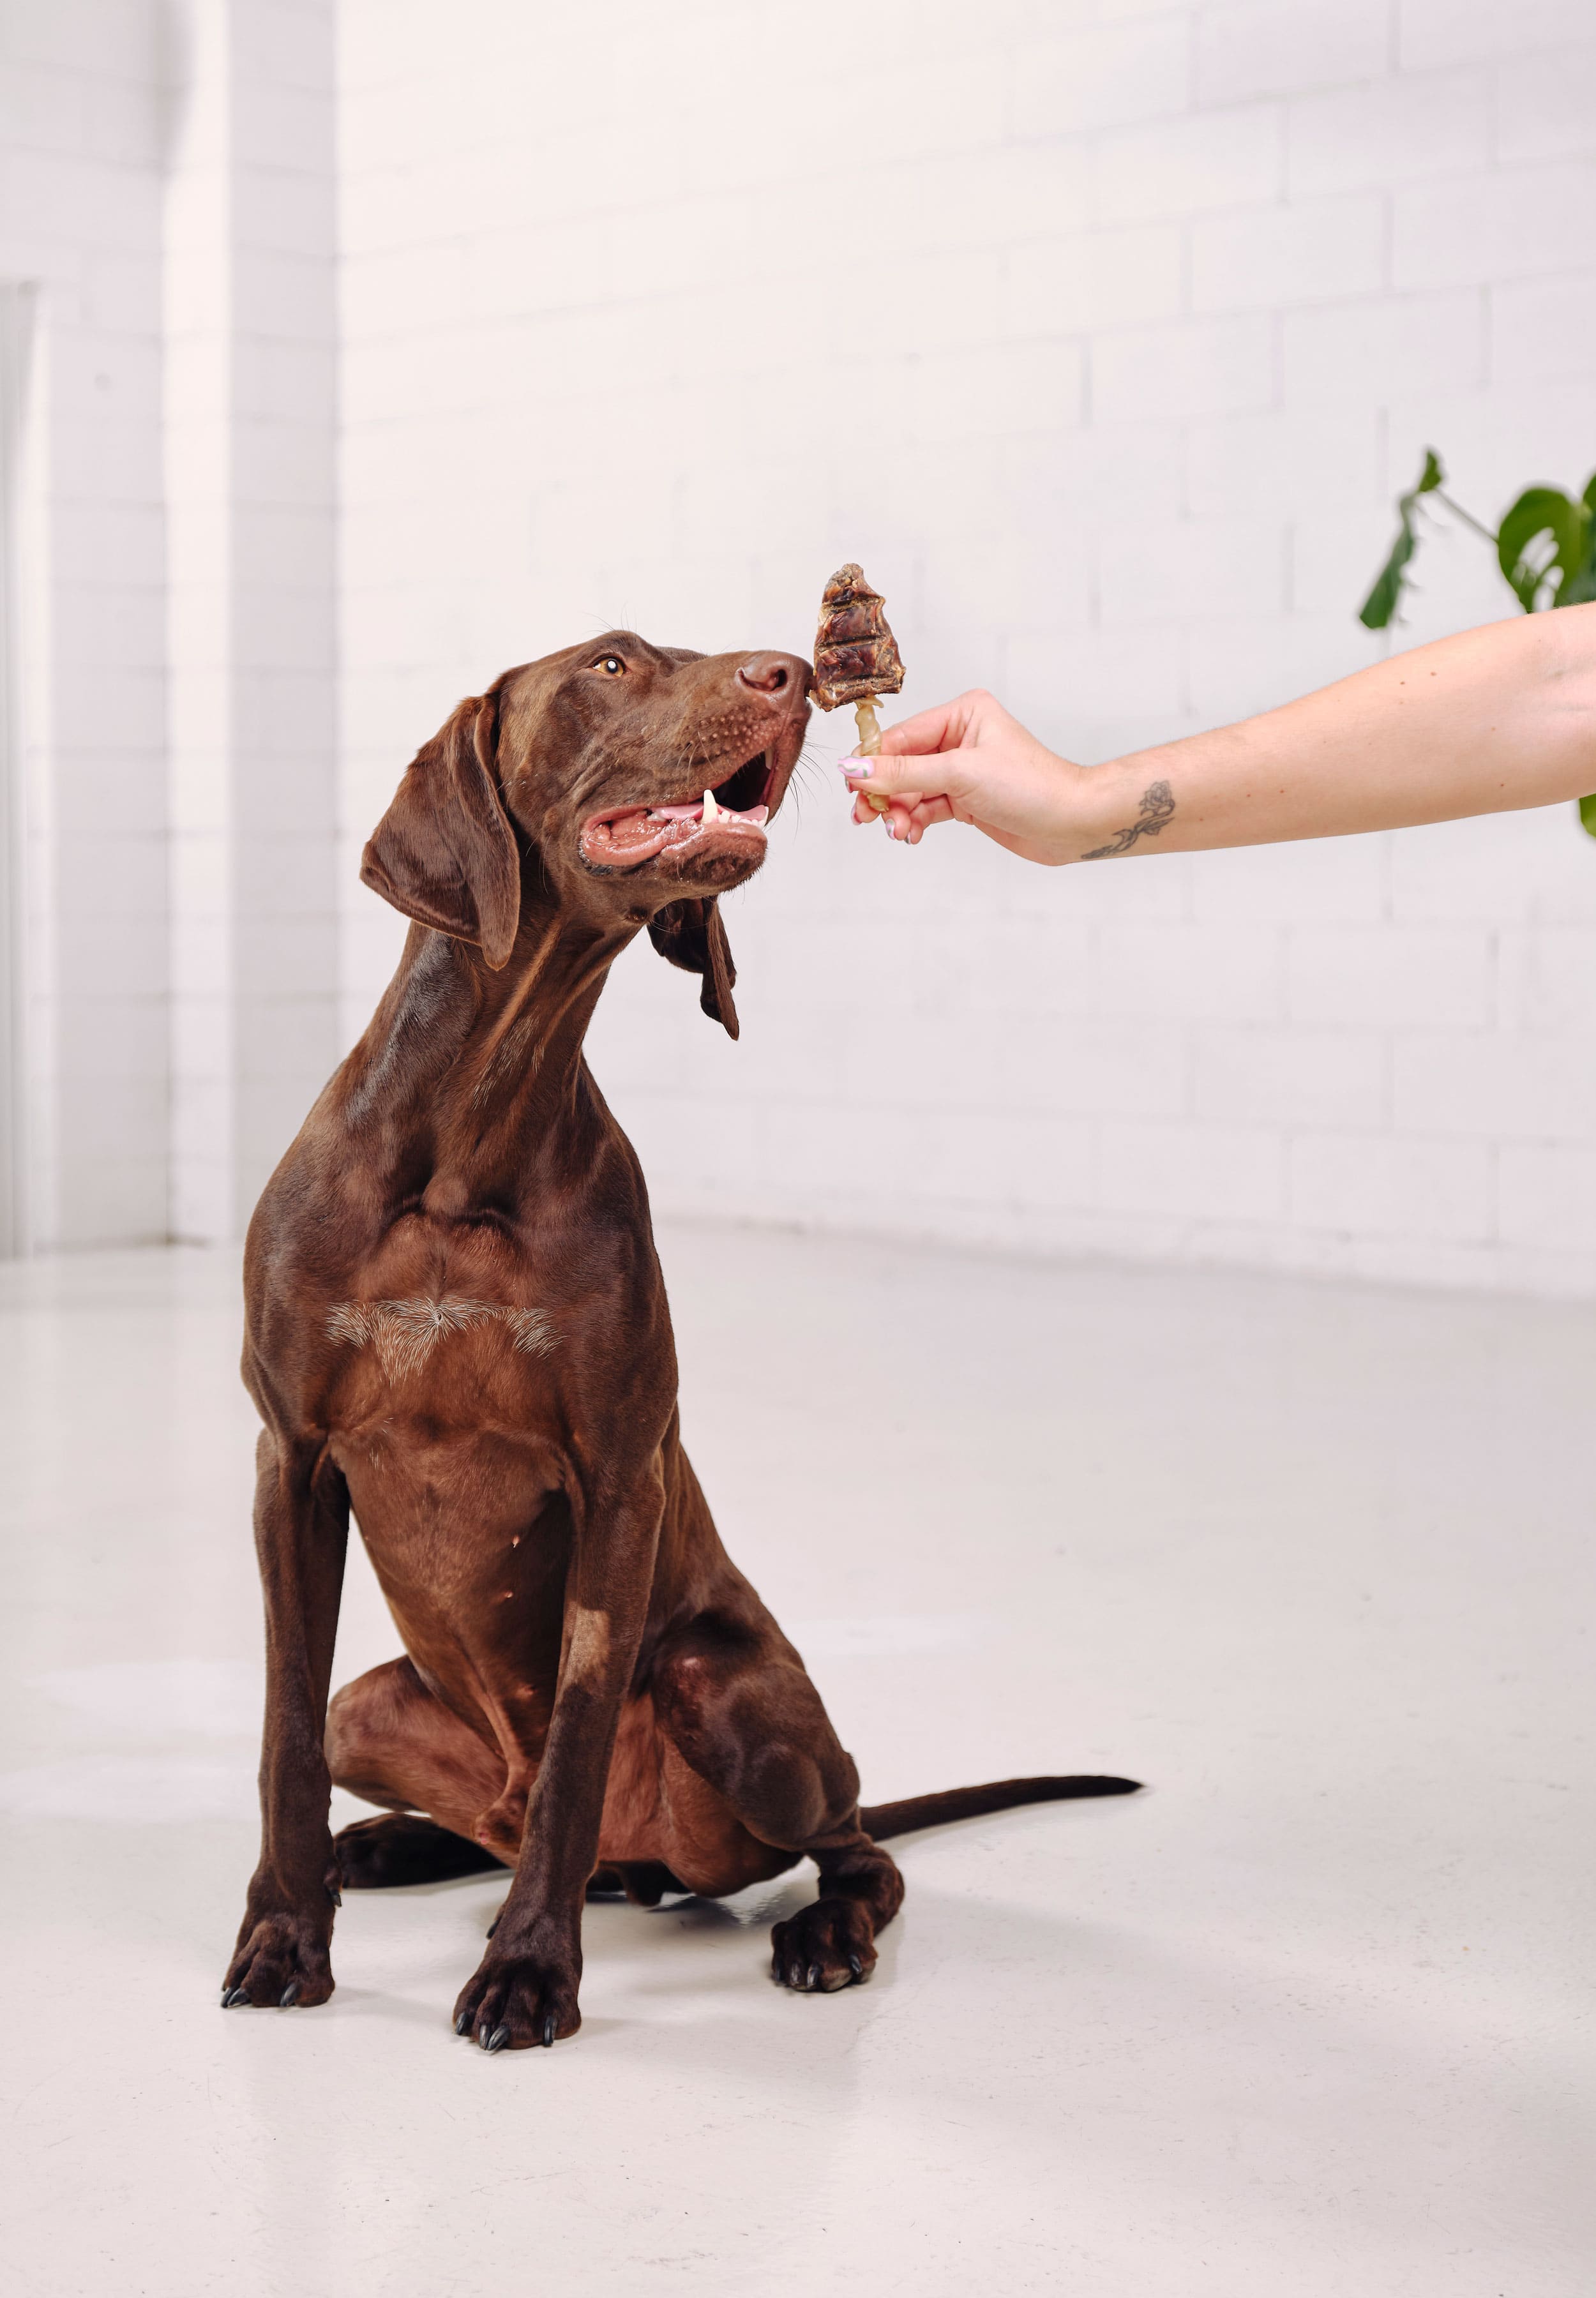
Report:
360,633,811,1038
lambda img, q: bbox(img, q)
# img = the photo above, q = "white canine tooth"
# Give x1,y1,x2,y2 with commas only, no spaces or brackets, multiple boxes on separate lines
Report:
702,787,719,824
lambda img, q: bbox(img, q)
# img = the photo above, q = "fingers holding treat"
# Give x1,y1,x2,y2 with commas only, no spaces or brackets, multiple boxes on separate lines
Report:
891,796,955,844
817,569,1062,852
839,751,945,841
839,684,1091,865
852,785,934,841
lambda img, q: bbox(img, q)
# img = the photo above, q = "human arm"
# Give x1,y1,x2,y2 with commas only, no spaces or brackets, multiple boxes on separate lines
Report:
843,605,1596,862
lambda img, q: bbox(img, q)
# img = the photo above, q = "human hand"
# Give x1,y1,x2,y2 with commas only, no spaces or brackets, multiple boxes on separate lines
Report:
839,690,1087,864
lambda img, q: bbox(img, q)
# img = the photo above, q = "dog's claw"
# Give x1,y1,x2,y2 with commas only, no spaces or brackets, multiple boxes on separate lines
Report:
224,1985,250,2008
486,2025,510,2054
455,2010,472,2036
806,1963,821,1992
847,1953,864,1981
541,2013,555,2048
279,1979,301,2008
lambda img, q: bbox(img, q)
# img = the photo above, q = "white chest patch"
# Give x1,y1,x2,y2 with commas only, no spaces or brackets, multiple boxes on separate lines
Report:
326,1296,557,1379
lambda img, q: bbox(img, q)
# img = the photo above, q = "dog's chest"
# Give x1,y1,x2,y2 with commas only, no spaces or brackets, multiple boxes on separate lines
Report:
319,1215,566,1421
315,1213,585,1540
324,1281,568,1568
338,1413,566,1588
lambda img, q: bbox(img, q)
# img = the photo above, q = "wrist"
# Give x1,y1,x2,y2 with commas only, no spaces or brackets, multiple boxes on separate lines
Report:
1035,753,1120,866
1061,752,1174,864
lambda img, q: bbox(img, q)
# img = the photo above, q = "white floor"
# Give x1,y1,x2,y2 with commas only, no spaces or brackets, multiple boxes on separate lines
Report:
1,1227,1592,2297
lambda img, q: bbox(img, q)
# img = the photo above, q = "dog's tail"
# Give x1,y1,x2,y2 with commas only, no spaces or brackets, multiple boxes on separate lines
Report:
859,1773,1141,1842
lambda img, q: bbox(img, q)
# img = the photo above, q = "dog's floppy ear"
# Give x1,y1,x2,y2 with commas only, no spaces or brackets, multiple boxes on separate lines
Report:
359,687,520,969
648,897,739,1039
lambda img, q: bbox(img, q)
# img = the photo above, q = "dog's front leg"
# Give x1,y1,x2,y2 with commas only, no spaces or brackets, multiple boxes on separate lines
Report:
452,1460,663,2053
222,1430,349,2010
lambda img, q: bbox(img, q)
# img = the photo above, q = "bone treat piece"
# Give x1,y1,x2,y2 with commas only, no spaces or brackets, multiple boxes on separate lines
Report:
813,562,905,809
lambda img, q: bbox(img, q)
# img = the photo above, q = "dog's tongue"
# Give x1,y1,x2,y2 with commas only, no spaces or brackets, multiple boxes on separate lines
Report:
582,795,771,871
604,810,661,853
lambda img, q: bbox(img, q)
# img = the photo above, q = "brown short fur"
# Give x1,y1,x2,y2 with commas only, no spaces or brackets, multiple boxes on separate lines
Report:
222,631,1137,2051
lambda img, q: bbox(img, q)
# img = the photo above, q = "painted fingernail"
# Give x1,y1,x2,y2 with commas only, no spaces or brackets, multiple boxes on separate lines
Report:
839,759,871,779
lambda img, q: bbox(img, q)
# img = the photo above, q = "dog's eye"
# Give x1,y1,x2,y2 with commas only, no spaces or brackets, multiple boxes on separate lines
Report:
595,655,625,677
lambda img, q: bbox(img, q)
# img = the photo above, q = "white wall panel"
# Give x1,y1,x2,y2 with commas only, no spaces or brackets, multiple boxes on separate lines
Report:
165,0,337,1242
0,0,168,1247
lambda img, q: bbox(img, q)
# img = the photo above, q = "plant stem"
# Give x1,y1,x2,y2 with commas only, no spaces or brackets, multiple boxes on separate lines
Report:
1434,490,1497,544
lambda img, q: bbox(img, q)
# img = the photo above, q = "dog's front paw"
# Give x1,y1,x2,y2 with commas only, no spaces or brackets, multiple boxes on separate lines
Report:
451,1938,580,2052
222,1907,335,2009
771,1895,876,1993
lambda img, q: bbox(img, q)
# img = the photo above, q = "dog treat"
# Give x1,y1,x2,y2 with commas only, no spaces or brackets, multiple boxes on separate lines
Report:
812,562,904,811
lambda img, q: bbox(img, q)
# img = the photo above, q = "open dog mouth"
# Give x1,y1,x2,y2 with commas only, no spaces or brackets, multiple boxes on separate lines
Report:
579,748,776,872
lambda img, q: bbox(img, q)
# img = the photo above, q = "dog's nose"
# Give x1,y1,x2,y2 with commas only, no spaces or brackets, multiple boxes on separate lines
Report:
737,652,806,697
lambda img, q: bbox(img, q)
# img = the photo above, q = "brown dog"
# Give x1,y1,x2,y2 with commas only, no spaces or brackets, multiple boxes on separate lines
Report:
222,631,1137,2050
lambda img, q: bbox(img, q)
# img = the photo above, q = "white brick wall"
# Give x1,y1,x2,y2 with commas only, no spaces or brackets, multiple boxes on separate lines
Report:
0,0,170,1247
6,3,1590,1281
333,0,1596,1297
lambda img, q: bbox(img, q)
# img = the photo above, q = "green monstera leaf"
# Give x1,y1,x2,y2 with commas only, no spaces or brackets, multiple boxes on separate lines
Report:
1496,484,1592,612
1359,449,1444,629
1555,472,1596,607
1563,477,1596,836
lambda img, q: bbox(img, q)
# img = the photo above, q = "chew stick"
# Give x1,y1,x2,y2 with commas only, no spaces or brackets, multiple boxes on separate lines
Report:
811,564,905,816
853,696,885,757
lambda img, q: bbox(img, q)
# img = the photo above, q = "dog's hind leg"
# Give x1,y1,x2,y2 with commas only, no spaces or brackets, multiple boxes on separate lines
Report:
336,1812,505,1888
769,1831,905,1994
326,1656,509,1884
651,1612,904,1994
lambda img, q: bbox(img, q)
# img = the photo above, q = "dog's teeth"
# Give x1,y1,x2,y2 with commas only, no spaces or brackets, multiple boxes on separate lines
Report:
702,788,719,824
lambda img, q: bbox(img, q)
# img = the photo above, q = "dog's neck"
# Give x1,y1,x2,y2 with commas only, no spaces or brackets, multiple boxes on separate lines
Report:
340,889,640,1213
